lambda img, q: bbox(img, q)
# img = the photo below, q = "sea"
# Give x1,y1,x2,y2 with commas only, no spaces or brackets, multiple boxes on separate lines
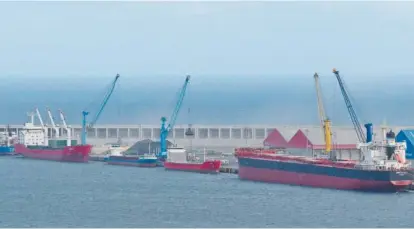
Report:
1,157,414,228
1,75,414,127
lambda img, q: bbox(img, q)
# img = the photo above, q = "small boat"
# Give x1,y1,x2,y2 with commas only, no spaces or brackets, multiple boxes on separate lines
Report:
164,148,221,173
0,125,17,156
106,153,158,167
102,143,127,162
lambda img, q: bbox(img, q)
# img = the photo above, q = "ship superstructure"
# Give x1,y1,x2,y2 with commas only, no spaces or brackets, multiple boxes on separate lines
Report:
18,111,48,146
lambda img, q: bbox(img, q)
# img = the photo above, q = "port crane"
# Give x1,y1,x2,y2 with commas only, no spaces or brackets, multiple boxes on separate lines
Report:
332,68,371,143
81,74,120,145
46,107,59,138
159,75,191,158
313,73,332,153
59,109,72,146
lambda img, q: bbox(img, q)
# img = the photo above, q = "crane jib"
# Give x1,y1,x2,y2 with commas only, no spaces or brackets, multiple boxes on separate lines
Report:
159,75,191,157
81,74,120,145
333,69,366,143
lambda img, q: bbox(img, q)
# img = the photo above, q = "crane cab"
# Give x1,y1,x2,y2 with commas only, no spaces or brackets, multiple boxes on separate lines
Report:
185,128,194,136
185,124,194,136
185,127,194,136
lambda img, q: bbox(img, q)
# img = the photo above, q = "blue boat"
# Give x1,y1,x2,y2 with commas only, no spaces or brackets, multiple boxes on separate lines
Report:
106,154,158,167
0,145,14,156
0,127,17,156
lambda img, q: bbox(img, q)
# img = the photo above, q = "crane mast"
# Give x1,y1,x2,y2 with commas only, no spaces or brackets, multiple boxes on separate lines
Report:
35,107,48,144
313,73,332,153
59,110,68,128
159,75,191,158
46,107,59,138
35,107,45,128
332,68,367,143
59,109,71,146
81,74,120,145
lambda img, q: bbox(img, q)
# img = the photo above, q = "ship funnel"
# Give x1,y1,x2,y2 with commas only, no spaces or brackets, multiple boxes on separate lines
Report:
364,123,373,143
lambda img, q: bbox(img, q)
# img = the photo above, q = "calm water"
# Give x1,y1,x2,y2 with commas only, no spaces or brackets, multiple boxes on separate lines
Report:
1,157,414,228
1,76,414,126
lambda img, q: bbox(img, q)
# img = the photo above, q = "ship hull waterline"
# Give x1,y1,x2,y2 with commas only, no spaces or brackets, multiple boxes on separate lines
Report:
238,157,413,192
106,156,158,167
164,160,222,174
14,144,92,163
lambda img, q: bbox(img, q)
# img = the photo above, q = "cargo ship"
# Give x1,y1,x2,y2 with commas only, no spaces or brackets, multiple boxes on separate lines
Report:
107,154,158,167
14,111,91,163
236,130,413,192
164,148,221,173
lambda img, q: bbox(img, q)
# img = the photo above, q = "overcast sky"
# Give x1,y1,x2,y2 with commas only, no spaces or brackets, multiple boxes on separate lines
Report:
0,1,413,81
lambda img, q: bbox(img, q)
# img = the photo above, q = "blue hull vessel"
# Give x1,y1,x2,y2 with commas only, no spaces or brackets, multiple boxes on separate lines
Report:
0,146,14,156
106,155,158,167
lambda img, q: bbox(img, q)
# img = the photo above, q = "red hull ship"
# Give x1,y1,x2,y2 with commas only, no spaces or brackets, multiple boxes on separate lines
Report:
15,109,92,163
164,160,221,173
164,148,222,173
14,143,92,163
235,143,413,192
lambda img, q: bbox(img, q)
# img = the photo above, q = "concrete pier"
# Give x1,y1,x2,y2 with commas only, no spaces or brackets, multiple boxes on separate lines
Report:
5,123,411,150
220,166,238,174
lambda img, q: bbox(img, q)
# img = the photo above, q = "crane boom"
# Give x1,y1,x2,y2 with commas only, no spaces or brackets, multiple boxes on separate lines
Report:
81,74,120,145
58,109,68,129
46,107,59,138
313,73,332,153
35,107,48,143
35,107,45,127
58,109,72,146
159,75,191,158
332,68,366,143
314,73,326,126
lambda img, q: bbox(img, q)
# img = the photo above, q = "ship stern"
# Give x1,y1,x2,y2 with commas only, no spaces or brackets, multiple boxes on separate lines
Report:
389,170,414,191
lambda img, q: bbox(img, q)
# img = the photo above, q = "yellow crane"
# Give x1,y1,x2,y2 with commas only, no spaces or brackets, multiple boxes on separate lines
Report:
313,73,332,153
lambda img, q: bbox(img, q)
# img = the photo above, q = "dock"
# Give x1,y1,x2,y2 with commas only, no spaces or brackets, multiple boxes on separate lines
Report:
220,166,238,174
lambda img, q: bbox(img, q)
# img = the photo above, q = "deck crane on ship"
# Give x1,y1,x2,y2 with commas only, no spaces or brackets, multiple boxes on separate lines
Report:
159,75,191,160
59,109,72,146
35,107,48,143
46,107,59,138
313,73,332,154
81,74,120,145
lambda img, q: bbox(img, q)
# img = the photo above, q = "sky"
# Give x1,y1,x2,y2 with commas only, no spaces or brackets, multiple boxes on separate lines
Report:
0,1,413,80
0,1,413,126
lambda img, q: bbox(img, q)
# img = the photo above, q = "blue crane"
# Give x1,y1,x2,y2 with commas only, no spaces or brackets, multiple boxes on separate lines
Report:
332,68,371,143
81,74,120,145
159,75,191,158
